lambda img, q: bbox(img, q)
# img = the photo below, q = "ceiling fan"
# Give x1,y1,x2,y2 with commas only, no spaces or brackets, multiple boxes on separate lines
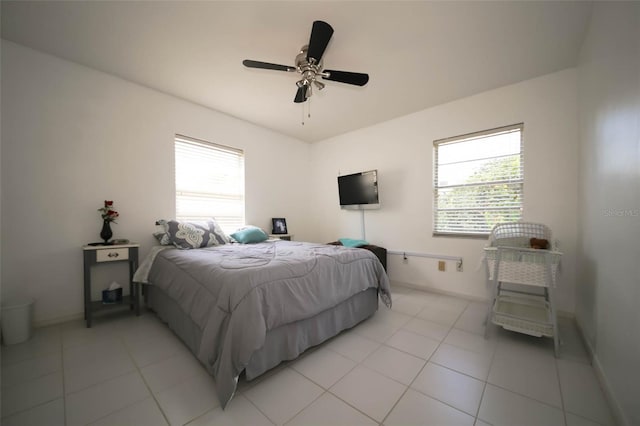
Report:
243,21,369,104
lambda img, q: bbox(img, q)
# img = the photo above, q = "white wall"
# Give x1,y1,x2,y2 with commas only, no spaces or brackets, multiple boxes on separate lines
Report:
0,41,582,323
0,41,312,325
309,69,579,312
576,3,640,425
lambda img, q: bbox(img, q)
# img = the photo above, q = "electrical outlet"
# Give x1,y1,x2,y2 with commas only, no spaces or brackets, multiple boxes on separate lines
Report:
456,259,463,272
438,260,446,272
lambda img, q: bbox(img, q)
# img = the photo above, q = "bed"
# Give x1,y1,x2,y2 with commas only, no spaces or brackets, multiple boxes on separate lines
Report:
134,239,391,408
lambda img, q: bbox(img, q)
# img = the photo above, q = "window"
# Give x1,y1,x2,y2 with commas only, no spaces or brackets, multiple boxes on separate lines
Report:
175,135,245,234
433,124,523,237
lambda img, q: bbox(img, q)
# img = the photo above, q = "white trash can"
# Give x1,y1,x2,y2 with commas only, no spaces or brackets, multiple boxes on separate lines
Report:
2,297,34,345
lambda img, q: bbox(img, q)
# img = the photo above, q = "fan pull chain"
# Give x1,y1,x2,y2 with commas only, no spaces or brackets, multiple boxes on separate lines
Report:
301,99,312,126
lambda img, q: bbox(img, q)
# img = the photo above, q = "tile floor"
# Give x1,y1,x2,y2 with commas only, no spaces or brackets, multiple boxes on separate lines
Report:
1,285,615,426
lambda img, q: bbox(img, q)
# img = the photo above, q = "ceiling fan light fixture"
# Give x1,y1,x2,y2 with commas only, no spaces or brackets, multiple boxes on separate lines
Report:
294,85,307,103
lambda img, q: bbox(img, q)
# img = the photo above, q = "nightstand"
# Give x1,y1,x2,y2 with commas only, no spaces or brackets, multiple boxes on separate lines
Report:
269,234,293,241
82,243,140,328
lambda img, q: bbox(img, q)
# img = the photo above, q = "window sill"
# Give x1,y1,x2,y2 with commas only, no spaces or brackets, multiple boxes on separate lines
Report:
432,232,489,239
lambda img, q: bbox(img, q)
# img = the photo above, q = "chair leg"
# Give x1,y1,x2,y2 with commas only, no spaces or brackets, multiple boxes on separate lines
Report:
485,280,499,338
484,305,492,338
548,286,560,357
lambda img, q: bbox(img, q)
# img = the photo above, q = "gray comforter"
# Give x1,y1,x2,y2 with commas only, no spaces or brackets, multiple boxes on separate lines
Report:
145,240,391,408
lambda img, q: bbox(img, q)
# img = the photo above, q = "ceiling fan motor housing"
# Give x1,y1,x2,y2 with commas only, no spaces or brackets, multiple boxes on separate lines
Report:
295,46,327,94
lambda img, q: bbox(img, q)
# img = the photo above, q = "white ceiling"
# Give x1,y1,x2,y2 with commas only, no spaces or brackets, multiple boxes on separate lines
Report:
1,1,592,143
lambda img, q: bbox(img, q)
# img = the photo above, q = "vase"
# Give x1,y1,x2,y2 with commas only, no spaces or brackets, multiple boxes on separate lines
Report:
100,220,113,244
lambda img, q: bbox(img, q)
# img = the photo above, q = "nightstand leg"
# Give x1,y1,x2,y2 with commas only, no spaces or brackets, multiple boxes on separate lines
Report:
129,281,134,311
83,255,92,328
129,259,140,316
134,283,140,316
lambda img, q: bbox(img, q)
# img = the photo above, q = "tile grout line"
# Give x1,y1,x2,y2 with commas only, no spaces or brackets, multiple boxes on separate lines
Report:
283,386,332,426
243,365,315,426
284,292,436,425
478,323,582,425
238,392,277,426
0,372,65,421
555,353,569,426
323,388,385,426
472,330,568,412
379,295,472,424
71,316,172,426
120,316,173,426
326,324,409,425
0,326,65,422
60,325,67,426
420,300,489,422
318,334,391,425
248,336,380,425
475,325,503,425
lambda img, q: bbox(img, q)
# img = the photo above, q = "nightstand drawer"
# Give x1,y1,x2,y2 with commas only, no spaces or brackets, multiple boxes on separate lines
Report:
96,248,129,262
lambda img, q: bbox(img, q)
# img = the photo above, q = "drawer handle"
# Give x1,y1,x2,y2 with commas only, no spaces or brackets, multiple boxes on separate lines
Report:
108,252,120,258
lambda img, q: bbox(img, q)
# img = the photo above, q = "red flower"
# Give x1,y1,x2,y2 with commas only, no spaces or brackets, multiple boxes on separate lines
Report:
98,201,119,223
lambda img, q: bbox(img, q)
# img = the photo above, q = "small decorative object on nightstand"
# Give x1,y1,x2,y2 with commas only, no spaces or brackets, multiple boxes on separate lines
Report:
82,243,140,327
271,218,288,235
97,200,119,244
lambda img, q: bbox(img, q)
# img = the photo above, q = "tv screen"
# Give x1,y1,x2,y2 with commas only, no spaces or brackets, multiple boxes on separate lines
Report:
338,170,379,208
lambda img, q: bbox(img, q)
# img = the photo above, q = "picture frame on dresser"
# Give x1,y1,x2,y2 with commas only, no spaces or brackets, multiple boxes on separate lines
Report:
271,218,288,234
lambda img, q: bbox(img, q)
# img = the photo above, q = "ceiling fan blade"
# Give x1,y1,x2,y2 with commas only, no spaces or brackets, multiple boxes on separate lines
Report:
294,85,308,103
306,21,333,63
243,60,295,72
322,70,369,86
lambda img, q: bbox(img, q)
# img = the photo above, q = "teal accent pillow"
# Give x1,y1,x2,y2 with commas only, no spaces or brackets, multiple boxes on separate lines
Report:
339,238,369,248
230,226,269,244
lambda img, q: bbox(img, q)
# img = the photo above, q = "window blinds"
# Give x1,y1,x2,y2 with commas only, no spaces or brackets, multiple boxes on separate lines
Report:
175,135,245,233
433,124,523,236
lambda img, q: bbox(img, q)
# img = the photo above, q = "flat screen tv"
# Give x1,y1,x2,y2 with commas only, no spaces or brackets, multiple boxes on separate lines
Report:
338,170,380,209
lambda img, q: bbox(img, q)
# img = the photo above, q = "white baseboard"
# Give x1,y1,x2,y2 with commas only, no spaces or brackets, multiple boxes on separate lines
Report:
557,310,575,319
575,320,628,426
390,280,575,319
390,280,487,302
34,312,83,328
